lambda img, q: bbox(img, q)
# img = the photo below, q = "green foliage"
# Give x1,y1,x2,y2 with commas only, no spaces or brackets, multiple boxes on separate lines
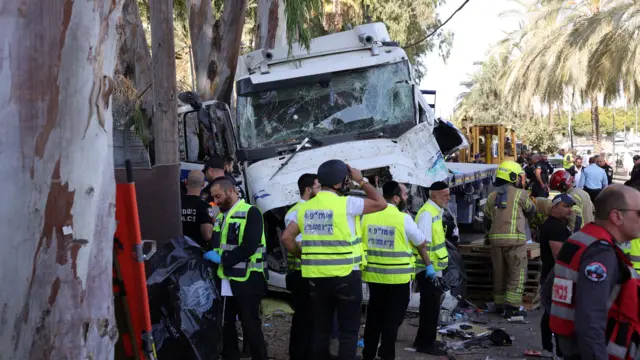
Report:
518,119,559,153
455,56,527,125
554,106,640,137
284,0,323,52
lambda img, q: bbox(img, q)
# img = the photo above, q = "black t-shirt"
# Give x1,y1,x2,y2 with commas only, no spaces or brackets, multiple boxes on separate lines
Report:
601,164,613,185
538,216,572,281
181,195,214,247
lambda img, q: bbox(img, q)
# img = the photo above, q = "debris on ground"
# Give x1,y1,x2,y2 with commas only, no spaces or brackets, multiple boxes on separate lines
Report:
261,298,294,315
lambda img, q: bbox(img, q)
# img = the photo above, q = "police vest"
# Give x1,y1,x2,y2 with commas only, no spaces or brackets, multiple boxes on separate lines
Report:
361,206,414,284
214,200,267,281
629,238,640,271
413,202,448,272
285,201,303,272
563,154,573,170
297,192,362,278
549,224,640,360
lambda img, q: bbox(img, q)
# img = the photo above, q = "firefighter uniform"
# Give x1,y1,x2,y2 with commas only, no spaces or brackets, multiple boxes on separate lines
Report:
298,191,364,360
549,170,595,233
285,200,312,360
413,184,450,354
361,204,422,360
484,161,537,313
549,223,640,359
214,199,268,360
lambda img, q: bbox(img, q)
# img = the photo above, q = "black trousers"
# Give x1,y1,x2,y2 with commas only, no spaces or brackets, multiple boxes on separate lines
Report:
531,184,549,198
362,282,410,360
222,294,267,360
540,310,563,357
308,271,363,360
286,271,312,360
584,187,602,202
413,271,443,350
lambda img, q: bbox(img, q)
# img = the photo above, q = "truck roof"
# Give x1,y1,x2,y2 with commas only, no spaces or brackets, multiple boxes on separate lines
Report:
235,23,410,87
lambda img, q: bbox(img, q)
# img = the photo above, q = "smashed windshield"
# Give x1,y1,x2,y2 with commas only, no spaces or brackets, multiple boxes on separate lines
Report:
237,61,415,148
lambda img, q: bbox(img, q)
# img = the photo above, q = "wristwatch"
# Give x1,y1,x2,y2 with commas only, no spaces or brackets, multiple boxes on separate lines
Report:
358,178,368,187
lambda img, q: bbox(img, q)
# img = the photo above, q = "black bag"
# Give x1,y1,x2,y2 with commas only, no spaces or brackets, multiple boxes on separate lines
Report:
442,241,467,298
147,236,222,360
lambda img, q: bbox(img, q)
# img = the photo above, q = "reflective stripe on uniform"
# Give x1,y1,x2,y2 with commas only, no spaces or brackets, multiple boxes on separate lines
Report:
302,256,362,266
363,266,414,275
302,240,355,247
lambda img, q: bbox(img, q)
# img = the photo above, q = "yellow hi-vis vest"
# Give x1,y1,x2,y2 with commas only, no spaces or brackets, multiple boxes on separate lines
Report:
563,154,573,170
285,201,303,272
628,238,640,272
361,205,414,284
297,192,362,278
413,201,449,272
215,199,267,281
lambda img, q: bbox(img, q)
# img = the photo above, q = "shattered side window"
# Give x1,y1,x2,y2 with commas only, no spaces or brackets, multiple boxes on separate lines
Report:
237,61,415,148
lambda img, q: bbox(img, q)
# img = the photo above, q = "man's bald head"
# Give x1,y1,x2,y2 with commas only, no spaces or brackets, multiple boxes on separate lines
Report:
187,170,205,189
594,184,640,242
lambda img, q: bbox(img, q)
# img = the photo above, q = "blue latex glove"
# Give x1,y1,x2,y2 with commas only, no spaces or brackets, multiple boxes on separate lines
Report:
203,250,221,264
425,264,437,280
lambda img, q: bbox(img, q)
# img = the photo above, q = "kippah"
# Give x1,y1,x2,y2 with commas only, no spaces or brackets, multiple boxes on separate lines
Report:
382,181,400,198
430,181,448,191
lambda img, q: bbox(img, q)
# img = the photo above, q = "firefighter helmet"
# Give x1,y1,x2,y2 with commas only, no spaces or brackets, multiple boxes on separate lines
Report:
549,169,574,192
496,161,524,183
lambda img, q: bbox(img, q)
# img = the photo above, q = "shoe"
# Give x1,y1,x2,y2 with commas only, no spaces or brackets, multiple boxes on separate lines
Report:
541,350,554,358
504,305,527,319
415,344,447,356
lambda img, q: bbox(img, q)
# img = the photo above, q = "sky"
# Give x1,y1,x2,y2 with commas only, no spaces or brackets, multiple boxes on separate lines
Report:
420,0,521,119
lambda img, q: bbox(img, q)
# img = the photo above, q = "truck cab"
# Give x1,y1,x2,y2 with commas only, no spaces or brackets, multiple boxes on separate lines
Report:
177,23,478,296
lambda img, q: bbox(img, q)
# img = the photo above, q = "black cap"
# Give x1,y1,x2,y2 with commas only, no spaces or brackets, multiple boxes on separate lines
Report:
318,159,349,186
429,181,449,191
382,181,401,198
634,155,640,161
203,156,225,173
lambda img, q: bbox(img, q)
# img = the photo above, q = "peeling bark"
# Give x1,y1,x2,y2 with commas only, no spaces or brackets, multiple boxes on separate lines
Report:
0,0,122,358
115,0,153,117
255,0,287,50
188,0,248,103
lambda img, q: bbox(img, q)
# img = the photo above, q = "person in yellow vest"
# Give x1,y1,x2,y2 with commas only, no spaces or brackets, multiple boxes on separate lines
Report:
624,182,640,272
560,148,573,170
483,161,537,319
412,181,451,356
280,159,387,360
285,173,320,360
361,181,430,360
203,177,268,360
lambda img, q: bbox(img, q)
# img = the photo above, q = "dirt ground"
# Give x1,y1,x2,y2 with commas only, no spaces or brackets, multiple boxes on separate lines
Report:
253,303,545,360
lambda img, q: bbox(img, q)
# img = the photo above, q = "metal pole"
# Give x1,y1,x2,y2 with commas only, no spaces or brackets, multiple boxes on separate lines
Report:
189,46,196,92
636,104,638,140
569,93,574,150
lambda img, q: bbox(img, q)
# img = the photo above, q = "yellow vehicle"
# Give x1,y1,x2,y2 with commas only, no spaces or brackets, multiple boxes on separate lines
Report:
459,123,518,164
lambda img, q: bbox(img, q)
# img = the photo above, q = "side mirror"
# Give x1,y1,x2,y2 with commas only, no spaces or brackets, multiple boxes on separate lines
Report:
178,91,202,111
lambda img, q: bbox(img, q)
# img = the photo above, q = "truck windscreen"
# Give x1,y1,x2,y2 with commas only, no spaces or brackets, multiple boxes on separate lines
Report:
236,61,414,149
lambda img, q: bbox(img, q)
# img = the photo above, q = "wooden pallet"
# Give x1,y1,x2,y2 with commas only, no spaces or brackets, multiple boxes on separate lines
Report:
459,242,542,310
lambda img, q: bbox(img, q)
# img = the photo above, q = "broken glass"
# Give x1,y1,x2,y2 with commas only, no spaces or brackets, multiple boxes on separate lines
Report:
236,61,415,149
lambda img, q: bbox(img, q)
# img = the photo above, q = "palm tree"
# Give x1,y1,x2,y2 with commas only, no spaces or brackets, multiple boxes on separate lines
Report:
500,0,629,150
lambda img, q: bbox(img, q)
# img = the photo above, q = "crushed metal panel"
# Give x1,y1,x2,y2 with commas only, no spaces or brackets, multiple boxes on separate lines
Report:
245,122,449,212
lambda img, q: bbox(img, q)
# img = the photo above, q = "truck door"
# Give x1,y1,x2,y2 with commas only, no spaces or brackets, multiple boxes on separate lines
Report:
416,92,468,156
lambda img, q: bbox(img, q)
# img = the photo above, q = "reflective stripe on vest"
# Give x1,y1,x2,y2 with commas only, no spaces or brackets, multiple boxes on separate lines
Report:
629,238,640,271
298,192,361,278
361,206,414,284
215,200,267,281
550,224,640,359
413,201,448,272
285,202,303,271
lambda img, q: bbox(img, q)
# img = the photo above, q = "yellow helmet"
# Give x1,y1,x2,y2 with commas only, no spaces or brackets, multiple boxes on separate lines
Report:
496,160,524,183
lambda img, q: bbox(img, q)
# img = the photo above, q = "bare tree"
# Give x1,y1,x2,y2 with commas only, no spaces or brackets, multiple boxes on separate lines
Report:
188,0,248,103
0,0,123,358
255,0,287,50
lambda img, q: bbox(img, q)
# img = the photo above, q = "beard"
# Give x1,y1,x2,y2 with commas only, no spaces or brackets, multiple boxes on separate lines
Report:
397,199,407,212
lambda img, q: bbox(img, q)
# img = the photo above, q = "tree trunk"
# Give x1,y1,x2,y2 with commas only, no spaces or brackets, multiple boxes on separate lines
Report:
150,0,179,165
255,0,287,50
188,0,248,103
591,94,601,151
115,0,153,116
0,0,122,358
548,103,554,127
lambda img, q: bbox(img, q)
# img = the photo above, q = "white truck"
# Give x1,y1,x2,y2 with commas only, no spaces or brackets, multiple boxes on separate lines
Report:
177,23,497,304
